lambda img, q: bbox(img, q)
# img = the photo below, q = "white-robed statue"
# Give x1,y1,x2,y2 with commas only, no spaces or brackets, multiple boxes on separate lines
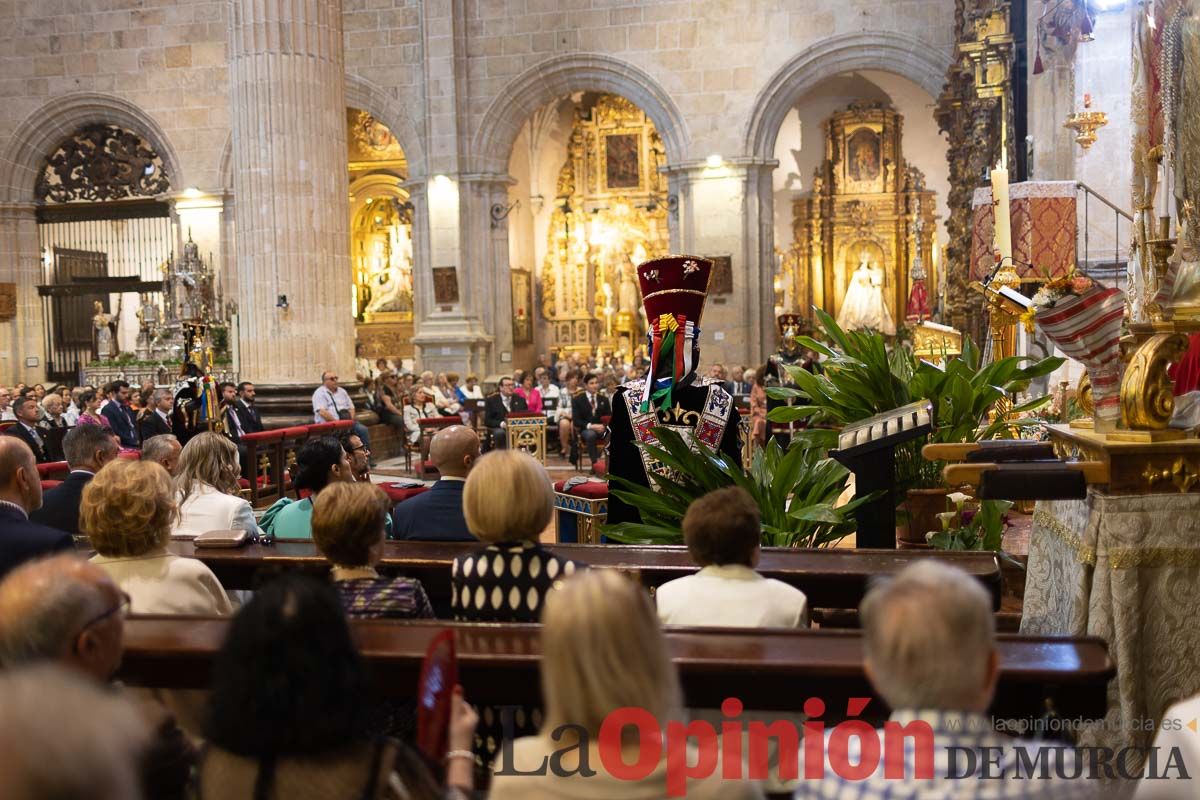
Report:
837,251,896,335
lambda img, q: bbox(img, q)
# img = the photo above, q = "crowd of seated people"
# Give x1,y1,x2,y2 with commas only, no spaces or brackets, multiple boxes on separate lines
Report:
0,410,1126,799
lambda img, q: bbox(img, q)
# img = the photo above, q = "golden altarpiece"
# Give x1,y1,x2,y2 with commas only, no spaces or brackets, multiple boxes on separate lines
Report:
783,103,938,329
540,94,669,358
347,109,416,363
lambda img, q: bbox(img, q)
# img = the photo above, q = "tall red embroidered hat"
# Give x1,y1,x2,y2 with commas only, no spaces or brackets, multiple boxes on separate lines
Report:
776,313,804,338
636,255,713,412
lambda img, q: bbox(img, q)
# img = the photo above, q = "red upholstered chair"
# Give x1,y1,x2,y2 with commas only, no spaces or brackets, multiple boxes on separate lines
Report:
118,450,141,460
279,425,311,498
552,478,609,544
241,429,286,507
0,421,15,432
40,480,63,491
379,482,430,505
415,417,458,479
37,461,70,481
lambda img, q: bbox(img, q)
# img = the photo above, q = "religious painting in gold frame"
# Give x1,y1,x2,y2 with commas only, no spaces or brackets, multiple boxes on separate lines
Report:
604,134,640,190
511,268,533,345
432,267,459,307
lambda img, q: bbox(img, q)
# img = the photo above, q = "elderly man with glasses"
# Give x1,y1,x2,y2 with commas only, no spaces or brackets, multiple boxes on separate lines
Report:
312,370,373,463
0,554,194,799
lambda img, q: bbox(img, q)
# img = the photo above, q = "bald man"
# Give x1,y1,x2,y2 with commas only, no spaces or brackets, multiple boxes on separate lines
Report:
0,438,72,579
391,424,479,542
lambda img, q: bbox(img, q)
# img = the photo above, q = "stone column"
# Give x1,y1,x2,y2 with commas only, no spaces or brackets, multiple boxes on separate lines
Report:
0,204,46,385
228,0,353,388
664,158,777,367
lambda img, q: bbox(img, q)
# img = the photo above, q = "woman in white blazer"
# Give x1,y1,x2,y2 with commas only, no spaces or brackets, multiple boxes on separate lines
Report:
83,458,233,616
171,431,261,538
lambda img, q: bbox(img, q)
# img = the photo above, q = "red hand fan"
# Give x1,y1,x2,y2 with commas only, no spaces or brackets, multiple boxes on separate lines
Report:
416,629,459,764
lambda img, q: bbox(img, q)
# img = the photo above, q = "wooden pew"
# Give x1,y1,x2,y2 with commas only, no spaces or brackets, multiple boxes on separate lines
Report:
118,616,1114,724
160,540,1004,612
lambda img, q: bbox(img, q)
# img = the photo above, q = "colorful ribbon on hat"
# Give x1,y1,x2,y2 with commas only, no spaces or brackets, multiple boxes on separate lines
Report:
640,314,696,413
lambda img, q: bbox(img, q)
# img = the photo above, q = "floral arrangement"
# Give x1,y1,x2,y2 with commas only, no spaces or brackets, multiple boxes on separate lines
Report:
1020,267,1095,332
927,492,1013,553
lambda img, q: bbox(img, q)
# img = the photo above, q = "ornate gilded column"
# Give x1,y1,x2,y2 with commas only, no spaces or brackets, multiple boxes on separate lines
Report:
228,0,353,388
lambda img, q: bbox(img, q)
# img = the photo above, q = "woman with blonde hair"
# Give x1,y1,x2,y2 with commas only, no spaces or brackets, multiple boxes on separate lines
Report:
451,449,584,623
84,458,232,615
171,431,260,538
490,570,761,799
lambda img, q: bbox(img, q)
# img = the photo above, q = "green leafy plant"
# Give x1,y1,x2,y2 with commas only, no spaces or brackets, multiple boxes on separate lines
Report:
602,427,877,549
767,309,1064,489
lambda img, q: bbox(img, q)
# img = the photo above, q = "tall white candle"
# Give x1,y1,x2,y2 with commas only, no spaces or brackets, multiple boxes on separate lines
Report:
990,166,1013,268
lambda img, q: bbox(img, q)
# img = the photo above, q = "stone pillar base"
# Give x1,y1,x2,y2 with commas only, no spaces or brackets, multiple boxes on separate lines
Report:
412,317,495,379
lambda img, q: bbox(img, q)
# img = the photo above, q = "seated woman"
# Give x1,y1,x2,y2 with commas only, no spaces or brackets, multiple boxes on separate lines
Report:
433,372,461,415
197,574,477,800
402,387,442,446
457,374,483,402
489,569,762,799
75,389,110,428
656,486,808,628
83,459,232,615
171,432,261,538
264,436,356,540
451,449,583,622
374,371,405,435
513,370,542,414
312,481,434,619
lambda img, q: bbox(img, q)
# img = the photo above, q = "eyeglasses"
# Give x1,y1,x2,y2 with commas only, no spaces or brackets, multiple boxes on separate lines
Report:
78,591,131,636
348,444,370,454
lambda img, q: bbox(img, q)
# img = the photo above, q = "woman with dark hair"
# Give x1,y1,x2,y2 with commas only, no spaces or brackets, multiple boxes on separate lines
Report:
264,437,355,540
76,389,111,429
198,574,477,800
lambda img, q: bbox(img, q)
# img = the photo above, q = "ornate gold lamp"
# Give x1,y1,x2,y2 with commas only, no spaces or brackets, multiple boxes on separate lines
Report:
1064,94,1109,150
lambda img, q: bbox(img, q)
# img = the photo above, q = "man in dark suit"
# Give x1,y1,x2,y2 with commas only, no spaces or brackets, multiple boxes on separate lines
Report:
100,380,138,448
5,396,48,463
482,376,527,450
30,425,119,536
0,438,73,580
571,373,612,465
392,425,479,542
232,382,265,436
137,388,174,444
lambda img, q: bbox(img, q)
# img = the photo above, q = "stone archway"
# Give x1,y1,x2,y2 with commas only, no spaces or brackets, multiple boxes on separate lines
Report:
0,92,183,204
470,53,691,174
739,32,951,353
345,74,427,181
744,32,950,163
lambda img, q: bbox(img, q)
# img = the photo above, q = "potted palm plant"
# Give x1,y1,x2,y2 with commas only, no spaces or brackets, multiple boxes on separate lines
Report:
767,310,1062,547
602,427,878,548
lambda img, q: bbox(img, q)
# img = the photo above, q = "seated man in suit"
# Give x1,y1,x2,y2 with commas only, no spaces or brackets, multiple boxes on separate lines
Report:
392,425,479,542
30,425,119,536
482,376,527,451
0,438,73,579
137,388,174,444
231,382,264,437
571,373,612,465
100,380,138,449
5,396,49,464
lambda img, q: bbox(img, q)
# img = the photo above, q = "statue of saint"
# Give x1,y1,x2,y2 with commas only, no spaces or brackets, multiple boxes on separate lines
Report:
137,293,160,333
92,300,119,361
618,258,640,314
837,251,896,335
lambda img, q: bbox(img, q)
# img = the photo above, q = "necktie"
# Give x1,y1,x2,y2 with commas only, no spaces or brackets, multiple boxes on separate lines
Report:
590,394,596,414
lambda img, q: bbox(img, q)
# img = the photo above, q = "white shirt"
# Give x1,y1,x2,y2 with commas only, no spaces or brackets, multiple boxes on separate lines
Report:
171,482,261,538
460,385,483,400
91,548,233,616
655,564,809,628
312,385,353,423
0,407,14,421
64,404,80,426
